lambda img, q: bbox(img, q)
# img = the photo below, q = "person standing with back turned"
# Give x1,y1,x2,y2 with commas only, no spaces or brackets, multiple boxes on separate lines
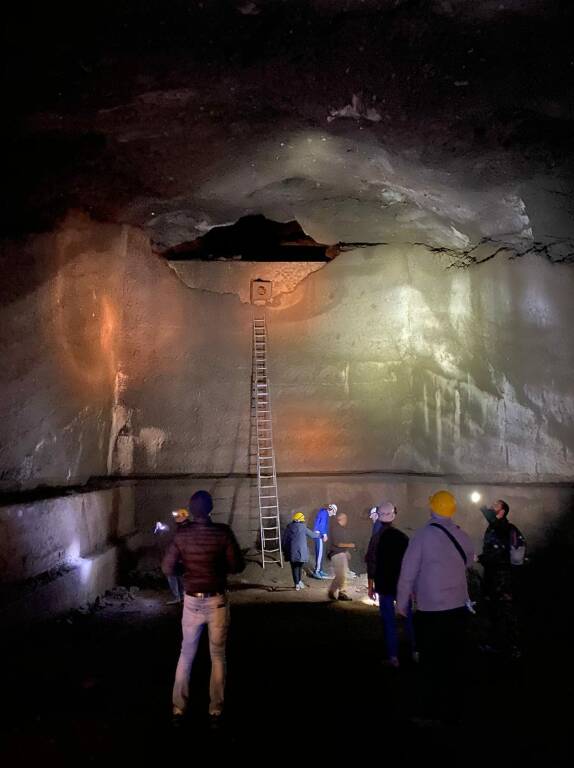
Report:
162,490,245,728
397,490,474,724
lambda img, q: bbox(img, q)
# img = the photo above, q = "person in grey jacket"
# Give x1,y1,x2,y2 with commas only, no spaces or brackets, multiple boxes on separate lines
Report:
396,490,475,724
282,512,320,590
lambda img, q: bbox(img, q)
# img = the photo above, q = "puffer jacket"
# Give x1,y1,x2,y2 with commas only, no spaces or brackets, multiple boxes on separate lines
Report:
162,520,244,593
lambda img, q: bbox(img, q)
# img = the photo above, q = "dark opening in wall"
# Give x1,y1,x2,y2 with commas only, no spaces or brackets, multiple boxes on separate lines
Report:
163,215,338,262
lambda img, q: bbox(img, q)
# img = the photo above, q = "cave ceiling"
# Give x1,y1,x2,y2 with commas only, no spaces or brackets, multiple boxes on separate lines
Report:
4,0,574,265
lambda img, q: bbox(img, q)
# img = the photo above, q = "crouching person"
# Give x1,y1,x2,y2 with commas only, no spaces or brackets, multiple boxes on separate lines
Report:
162,490,245,727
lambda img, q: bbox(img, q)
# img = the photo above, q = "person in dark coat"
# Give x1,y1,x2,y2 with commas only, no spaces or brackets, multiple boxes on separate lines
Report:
479,499,525,658
366,502,415,666
282,512,320,590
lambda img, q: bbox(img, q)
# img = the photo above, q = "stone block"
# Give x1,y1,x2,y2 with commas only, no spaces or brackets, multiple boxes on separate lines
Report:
0,545,119,625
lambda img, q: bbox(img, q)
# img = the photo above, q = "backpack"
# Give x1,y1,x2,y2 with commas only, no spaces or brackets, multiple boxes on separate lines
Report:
509,525,527,566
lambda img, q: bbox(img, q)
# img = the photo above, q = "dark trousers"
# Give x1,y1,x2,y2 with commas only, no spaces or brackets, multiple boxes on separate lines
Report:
290,562,303,586
415,607,468,721
483,566,520,655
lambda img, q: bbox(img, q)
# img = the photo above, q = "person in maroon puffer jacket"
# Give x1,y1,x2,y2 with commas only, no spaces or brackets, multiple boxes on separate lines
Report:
162,490,244,727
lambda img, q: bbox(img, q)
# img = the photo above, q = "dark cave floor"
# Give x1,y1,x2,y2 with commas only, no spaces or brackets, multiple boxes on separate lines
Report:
1,570,571,767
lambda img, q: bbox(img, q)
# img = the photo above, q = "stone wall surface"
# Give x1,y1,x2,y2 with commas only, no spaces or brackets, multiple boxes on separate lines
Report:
2,215,574,490
130,475,574,571
0,486,135,622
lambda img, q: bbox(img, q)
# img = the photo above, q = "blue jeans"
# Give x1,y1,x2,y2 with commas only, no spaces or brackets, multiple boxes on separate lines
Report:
167,575,184,600
172,594,230,715
378,594,416,659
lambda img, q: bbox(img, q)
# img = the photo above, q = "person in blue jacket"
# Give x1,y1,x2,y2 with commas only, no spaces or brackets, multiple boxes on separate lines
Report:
311,503,338,579
282,512,320,590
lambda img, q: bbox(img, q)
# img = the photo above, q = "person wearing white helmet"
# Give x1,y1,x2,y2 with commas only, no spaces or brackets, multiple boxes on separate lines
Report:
370,505,385,536
311,504,338,579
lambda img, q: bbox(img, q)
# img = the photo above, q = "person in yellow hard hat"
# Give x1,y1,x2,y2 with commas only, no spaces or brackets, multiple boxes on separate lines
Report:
396,490,475,725
282,511,320,590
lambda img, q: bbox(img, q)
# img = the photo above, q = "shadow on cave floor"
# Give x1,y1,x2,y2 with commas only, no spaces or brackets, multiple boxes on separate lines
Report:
0,574,572,767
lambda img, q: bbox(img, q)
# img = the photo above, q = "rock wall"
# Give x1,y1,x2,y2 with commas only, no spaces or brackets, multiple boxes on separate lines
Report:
0,486,135,623
130,475,574,575
1,215,573,488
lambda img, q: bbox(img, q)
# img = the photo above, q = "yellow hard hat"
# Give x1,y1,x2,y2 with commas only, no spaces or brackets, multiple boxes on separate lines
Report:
292,512,305,522
172,508,189,523
429,491,456,517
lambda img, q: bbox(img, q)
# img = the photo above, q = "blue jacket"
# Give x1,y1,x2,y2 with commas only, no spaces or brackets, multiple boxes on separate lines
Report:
313,508,329,536
282,522,319,563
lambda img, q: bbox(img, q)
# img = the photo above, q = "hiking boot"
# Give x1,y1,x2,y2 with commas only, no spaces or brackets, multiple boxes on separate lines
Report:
338,592,352,601
209,713,224,730
172,707,185,728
